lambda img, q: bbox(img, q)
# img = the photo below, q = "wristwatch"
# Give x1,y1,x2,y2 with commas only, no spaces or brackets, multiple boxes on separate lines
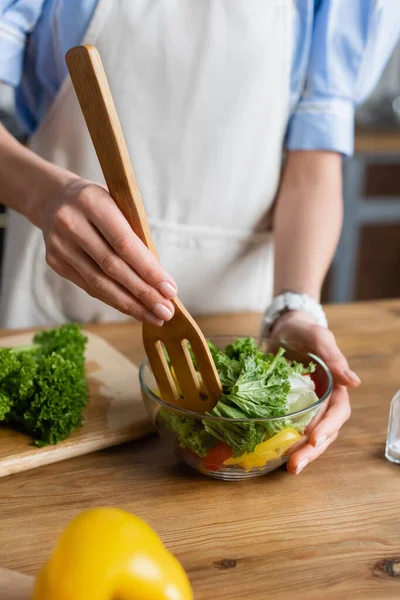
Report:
262,291,328,335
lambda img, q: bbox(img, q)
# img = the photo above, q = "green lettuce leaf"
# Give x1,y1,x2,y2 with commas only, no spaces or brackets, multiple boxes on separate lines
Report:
159,408,214,457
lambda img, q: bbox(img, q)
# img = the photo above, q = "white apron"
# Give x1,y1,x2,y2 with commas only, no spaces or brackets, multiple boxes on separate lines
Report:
1,0,293,328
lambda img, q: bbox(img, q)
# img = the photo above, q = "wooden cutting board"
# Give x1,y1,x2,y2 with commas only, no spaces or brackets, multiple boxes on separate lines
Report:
0,330,153,478
0,568,33,600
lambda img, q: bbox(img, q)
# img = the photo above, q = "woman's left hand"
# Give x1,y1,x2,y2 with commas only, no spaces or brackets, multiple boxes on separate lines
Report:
269,311,361,475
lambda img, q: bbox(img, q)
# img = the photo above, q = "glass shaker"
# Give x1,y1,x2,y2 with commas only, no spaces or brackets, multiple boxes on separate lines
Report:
386,390,400,464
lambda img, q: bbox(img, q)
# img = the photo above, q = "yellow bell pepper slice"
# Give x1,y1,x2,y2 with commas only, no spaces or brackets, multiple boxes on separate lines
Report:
224,427,302,471
32,507,193,600
254,427,302,455
224,449,278,471
171,366,182,396
153,368,183,399
165,367,206,400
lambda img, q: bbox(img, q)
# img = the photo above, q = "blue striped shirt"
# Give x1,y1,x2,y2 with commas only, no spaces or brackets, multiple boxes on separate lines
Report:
0,0,399,155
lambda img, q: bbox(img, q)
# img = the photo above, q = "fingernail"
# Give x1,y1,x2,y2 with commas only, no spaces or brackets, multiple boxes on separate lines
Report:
159,281,178,299
343,369,361,384
295,458,309,475
154,303,174,321
145,312,164,327
315,435,327,448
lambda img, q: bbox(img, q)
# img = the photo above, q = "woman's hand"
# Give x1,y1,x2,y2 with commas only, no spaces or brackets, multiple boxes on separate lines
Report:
0,125,175,326
269,311,361,475
37,177,177,326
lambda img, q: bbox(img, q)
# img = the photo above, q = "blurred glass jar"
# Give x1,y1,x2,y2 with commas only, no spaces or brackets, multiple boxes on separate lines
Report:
385,390,400,464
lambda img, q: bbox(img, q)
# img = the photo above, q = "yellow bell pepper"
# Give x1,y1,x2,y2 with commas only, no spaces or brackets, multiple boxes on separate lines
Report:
224,427,302,471
171,366,182,396
32,507,193,600
168,366,206,400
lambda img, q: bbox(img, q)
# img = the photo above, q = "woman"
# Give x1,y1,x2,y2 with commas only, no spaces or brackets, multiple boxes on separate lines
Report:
0,0,399,474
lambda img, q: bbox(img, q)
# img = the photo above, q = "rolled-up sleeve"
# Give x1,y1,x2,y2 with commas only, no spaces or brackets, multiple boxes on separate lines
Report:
286,0,400,156
0,0,45,86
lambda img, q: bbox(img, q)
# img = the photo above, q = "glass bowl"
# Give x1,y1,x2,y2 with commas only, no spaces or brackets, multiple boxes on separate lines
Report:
139,335,333,481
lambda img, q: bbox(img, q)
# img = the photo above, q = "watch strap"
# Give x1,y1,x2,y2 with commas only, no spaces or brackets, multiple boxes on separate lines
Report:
263,292,328,334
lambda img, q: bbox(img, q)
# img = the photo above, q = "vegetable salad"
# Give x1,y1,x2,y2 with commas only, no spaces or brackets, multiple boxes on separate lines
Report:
159,338,320,472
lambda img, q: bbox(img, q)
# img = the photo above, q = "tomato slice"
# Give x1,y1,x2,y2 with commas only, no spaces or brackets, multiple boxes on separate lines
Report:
310,371,325,399
302,372,325,400
203,442,233,471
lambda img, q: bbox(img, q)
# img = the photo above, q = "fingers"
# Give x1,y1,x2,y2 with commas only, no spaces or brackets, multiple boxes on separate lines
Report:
46,244,164,326
308,385,351,445
51,213,175,321
75,184,177,295
287,432,338,475
273,314,361,388
47,182,179,323
286,385,350,474
309,327,360,387
270,313,357,475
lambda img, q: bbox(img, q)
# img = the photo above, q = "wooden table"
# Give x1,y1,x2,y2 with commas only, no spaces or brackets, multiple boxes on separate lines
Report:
1,300,400,599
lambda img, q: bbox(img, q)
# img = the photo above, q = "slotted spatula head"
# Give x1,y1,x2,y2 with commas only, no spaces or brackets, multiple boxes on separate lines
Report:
143,298,222,413
66,45,222,414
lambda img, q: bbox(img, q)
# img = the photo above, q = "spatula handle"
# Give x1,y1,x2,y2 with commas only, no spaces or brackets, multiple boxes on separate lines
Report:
65,45,158,258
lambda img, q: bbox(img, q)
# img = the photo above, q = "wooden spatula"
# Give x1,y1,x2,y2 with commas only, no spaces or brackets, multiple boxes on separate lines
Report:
66,45,222,414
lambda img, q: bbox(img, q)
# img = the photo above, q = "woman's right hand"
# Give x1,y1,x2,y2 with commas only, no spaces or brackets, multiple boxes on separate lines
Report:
36,177,177,326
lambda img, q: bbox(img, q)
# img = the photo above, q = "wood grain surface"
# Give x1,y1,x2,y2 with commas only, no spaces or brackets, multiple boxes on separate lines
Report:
0,330,152,477
0,301,400,599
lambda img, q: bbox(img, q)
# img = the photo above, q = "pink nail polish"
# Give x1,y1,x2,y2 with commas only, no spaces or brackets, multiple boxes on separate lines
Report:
145,313,164,327
159,281,178,299
295,458,309,475
344,369,361,384
315,435,327,448
154,303,174,321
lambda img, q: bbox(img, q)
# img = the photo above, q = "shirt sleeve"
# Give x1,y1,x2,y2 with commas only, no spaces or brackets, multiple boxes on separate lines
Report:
286,0,400,156
0,0,45,86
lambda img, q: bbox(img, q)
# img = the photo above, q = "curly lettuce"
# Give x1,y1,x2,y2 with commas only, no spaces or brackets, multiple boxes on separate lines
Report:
0,324,88,446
